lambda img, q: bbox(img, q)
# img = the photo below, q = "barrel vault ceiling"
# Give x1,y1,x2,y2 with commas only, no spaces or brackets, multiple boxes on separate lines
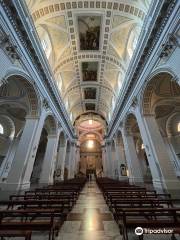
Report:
26,0,151,123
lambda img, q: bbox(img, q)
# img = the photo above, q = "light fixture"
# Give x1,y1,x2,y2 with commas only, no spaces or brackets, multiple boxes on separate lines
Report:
87,140,94,148
141,143,145,149
88,119,93,125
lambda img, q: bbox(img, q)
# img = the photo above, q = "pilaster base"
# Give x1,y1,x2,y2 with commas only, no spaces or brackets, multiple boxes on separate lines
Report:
0,181,30,200
129,177,144,185
118,176,129,182
153,178,180,197
0,181,30,191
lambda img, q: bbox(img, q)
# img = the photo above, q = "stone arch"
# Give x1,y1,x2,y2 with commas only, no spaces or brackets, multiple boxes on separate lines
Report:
2,69,41,117
44,114,57,135
116,129,124,146
79,130,103,145
0,115,15,139
124,112,138,136
166,112,180,137
141,69,180,116
58,130,66,147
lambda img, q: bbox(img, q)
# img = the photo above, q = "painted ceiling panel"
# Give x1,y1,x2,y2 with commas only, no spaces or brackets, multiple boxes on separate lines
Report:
26,0,151,123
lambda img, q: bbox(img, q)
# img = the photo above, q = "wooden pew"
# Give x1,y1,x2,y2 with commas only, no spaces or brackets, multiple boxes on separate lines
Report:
106,194,172,207
0,209,66,240
0,177,86,239
10,193,76,205
0,230,32,240
117,208,180,240
0,199,73,213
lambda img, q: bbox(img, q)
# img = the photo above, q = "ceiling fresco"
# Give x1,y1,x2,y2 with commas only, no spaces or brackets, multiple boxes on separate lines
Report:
82,62,98,81
25,0,151,124
78,16,101,50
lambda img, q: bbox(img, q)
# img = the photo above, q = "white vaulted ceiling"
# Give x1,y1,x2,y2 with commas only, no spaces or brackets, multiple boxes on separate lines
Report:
26,0,151,123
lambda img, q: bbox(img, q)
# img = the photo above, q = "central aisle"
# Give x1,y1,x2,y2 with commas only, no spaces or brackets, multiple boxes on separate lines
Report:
58,180,121,240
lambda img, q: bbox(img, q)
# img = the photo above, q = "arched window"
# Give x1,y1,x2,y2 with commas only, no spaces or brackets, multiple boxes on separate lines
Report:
65,100,69,110
112,97,115,110
0,124,4,134
70,112,73,121
41,39,47,51
178,122,180,132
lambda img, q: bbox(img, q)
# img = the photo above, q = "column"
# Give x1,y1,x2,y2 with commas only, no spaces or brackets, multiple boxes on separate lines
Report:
111,142,117,179
114,138,128,181
74,146,80,176
56,138,67,181
21,109,48,187
69,143,76,179
102,146,107,176
106,143,113,178
4,116,40,190
121,129,144,184
142,115,180,194
64,143,71,179
166,135,180,175
39,134,58,185
0,137,19,181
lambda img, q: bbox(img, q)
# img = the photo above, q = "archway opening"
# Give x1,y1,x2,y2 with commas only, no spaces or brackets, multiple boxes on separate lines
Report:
0,75,39,184
125,113,153,184
116,131,128,178
143,72,180,176
75,114,106,178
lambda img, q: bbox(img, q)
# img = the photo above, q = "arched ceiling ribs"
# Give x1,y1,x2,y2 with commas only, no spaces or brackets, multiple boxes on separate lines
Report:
38,24,54,54
111,18,138,33
42,21,68,34
63,82,116,99
63,85,80,99
26,0,150,123
61,77,78,97
124,23,140,55
98,101,111,110
54,53,126,74
35,12,67,25
56,42,71,63
69,101,83,112
79,130,103,143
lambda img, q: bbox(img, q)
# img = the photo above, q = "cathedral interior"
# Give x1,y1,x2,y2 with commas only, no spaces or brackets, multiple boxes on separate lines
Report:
0,0,180,239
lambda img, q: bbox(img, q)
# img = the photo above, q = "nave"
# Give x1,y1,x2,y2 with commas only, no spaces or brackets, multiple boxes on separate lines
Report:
0,177,180,240
58,179,121,240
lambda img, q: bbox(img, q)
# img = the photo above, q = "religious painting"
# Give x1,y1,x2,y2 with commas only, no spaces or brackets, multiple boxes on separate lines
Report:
85,103,95,111
78,16,101,50
82,62,98,81
84,88,96,99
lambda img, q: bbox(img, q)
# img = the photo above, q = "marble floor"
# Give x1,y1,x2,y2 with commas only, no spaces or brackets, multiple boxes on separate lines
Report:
57,181,180,240
57,180,121,240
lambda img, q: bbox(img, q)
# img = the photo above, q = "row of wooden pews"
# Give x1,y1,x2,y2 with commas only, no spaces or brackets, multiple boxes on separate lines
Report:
0,177,86,240
97,177,180,240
